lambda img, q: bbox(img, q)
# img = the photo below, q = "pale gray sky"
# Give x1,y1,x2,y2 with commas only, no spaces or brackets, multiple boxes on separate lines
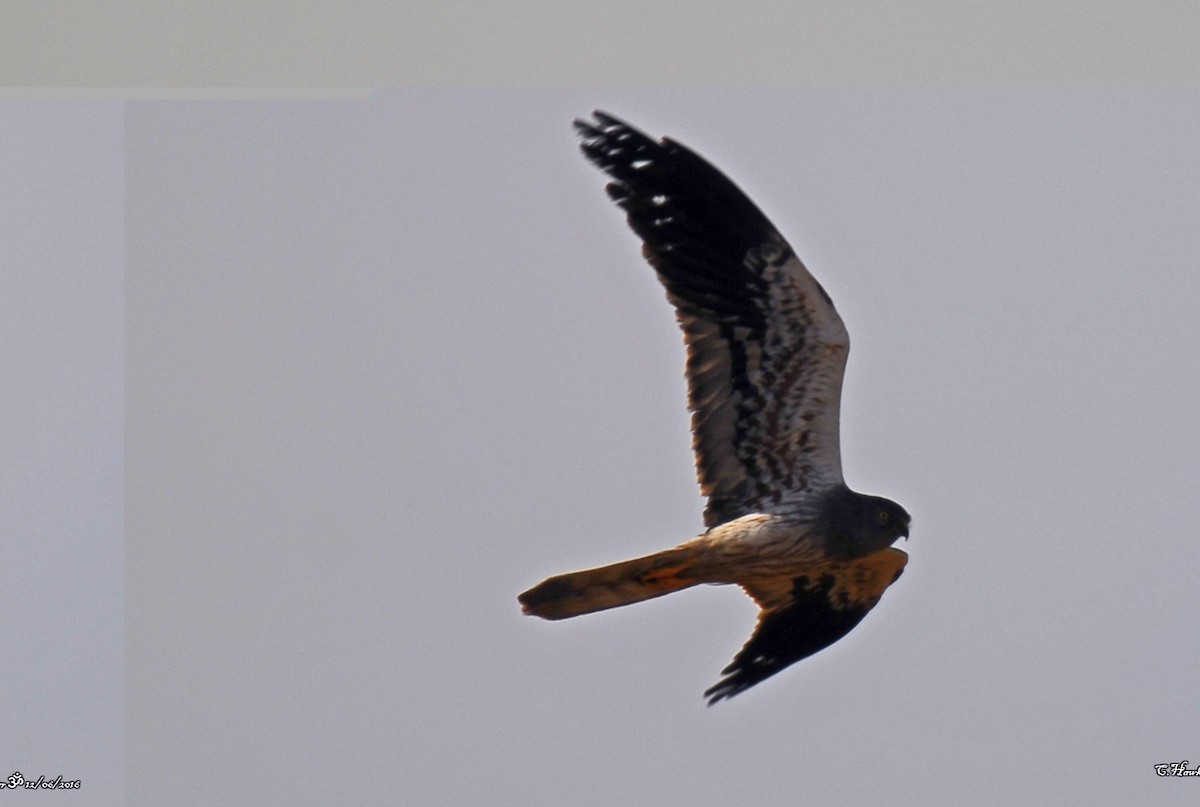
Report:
119,90,1200,805
0,103,123,803
3,2,1200,85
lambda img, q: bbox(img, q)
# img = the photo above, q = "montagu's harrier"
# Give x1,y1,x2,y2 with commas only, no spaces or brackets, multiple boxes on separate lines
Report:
519,112,911,704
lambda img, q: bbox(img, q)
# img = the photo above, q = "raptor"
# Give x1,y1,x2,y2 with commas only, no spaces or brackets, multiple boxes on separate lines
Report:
519,112,911,704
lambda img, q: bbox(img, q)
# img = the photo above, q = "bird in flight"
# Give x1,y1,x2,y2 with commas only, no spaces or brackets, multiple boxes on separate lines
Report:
519,111,911,704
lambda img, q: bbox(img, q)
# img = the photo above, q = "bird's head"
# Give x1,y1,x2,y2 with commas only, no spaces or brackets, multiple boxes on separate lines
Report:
866,495,911,543
820,487,911,557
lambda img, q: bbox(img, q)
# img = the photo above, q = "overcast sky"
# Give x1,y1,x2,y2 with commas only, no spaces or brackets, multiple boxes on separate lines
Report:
1,103,122,804
118,90,1200,805
8,88,1200,805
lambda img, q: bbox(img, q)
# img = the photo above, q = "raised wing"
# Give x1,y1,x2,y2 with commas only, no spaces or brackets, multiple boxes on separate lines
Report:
575,111,850,528
704,547,907,704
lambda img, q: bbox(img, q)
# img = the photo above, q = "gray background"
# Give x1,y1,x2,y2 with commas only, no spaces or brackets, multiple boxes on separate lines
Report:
124,90,1200,805
3,1,1200,85
0,103,123,802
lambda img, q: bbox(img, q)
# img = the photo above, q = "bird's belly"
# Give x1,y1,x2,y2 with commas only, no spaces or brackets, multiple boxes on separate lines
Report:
688,513,825,582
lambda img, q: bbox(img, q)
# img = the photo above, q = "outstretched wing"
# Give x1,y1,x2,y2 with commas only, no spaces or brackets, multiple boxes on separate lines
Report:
575,111,849,528
704,547,907,704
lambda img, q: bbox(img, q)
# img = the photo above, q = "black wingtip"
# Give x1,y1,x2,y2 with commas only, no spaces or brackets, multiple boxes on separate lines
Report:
591,109,624,127
573,110,653,148
571,117,600,139
703,680,740,706
571,109,783,283
702,574,882,704
572,110,616,136
702,655,763,705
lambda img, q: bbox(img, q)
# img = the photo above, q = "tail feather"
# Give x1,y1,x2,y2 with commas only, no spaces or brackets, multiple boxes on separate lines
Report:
519,546,699,620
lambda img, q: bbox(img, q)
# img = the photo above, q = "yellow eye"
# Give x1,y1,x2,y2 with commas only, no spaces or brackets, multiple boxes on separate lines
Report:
878,510,890,524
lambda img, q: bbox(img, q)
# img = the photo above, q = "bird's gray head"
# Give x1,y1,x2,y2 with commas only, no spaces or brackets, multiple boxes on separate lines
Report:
819,486,911,559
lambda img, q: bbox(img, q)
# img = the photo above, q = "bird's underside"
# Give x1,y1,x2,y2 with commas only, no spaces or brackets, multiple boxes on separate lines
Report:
518,515,907,704
519,111,911,704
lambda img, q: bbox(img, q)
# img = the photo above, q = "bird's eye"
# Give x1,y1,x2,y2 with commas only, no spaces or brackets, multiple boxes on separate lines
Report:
877,510,890,524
